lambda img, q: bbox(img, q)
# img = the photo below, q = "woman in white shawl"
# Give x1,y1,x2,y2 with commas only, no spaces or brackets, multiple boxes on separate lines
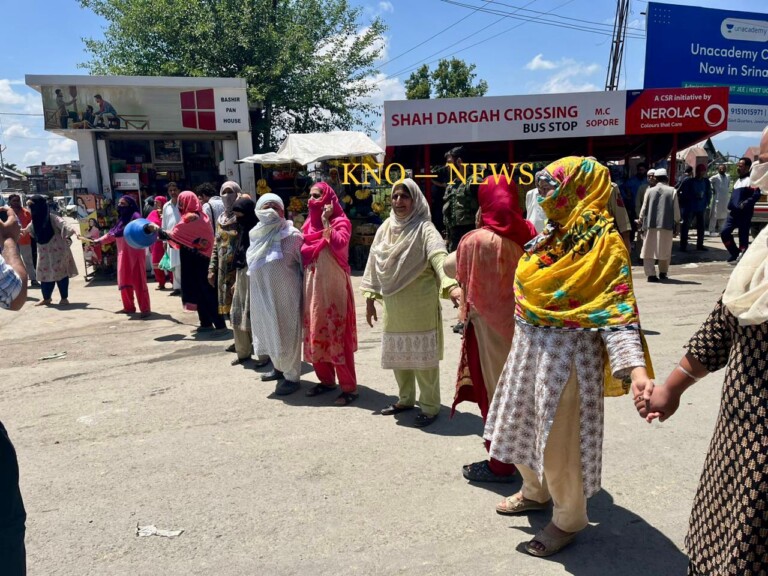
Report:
361,178,460,428
247,193,304,396
639,138,768,575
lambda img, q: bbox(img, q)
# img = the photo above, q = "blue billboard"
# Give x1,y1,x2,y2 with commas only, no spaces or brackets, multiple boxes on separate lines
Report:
644,2,768,131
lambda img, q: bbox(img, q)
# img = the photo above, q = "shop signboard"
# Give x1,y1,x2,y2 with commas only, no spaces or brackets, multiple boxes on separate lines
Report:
625,86,730,135
644,2,768,131
384,91,627,146
40,84,250,133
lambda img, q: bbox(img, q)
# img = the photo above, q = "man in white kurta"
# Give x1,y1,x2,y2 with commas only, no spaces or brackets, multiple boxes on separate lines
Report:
708,164,730,234
638,169,680,281
161,184,182,293
247,194,304,395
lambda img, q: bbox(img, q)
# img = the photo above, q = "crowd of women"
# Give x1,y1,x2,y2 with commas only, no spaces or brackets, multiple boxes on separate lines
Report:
16,151,767,573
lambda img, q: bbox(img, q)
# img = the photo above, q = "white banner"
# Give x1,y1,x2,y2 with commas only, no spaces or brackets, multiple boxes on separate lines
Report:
384,91,627,146
726,103,768,132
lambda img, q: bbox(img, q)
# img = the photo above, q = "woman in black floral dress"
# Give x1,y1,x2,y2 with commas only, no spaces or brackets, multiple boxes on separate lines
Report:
640,223,768,575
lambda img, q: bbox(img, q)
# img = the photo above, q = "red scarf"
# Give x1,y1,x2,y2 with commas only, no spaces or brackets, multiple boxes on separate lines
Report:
301,182,351,272
169,192,214,258
478,175,537,247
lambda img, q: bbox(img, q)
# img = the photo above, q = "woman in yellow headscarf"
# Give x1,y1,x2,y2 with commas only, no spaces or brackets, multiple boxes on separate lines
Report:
483,157,654,558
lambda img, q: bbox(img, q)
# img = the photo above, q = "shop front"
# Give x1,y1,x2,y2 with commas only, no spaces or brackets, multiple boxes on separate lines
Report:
383,85,731,203
26,74,254,278
25,74,254,202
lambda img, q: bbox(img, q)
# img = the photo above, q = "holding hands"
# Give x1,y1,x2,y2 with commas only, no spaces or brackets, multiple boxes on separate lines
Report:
633,353,708,423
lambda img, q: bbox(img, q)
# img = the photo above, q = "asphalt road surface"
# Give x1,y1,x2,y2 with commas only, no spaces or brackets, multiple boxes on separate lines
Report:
0,234,735,575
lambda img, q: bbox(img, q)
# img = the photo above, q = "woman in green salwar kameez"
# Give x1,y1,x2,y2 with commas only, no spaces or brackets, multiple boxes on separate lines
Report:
362,178,461,428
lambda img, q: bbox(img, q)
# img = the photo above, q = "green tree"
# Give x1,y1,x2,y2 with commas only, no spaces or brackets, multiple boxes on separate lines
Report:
431,58,488,98
79,0,386,150
404,64,431,100
404,58,488,100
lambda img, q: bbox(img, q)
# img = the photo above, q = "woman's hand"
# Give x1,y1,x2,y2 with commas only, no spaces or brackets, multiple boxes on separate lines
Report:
145,223,160,233
644,386,680,423
322,204,333,226
630,367,655,419
449,286,462,308
366,298,378,327
207,271,215,287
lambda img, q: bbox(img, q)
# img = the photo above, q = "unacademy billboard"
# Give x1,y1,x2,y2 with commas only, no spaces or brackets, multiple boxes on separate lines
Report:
644,2,768,131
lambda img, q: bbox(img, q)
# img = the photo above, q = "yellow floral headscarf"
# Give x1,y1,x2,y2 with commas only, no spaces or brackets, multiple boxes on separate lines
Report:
515,156,653,395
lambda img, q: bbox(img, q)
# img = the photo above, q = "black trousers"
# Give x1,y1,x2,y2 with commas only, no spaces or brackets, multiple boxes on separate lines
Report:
720,212,752,258
680,211,706,249
0,421,26,576
180,248,225,329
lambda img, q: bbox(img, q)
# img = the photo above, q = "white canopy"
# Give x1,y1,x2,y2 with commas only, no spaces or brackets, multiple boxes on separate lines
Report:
237,131,384,166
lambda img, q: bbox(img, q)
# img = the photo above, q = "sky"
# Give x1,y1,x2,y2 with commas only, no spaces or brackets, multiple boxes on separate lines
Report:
1,0,767,170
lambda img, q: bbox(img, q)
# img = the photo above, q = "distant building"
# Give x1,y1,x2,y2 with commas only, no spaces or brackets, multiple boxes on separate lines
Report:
26,161,81,195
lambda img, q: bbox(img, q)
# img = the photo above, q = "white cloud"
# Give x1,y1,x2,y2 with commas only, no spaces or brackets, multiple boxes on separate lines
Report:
525,54,557,71
2,124,33,138
364,1,394,19
0,78,78,169
523,57,603,94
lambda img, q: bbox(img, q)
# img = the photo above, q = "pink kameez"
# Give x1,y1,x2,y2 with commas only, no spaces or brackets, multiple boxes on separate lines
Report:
100,235,151,314
301,183,358,392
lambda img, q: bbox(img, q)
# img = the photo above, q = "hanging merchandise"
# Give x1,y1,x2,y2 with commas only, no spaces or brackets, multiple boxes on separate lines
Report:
256,178,271,196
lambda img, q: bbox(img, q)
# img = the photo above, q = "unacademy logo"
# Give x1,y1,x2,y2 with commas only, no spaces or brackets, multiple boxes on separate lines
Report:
721,18,768,42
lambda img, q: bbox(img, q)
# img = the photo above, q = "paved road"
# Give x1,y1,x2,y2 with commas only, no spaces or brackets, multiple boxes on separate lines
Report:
0,235,735,575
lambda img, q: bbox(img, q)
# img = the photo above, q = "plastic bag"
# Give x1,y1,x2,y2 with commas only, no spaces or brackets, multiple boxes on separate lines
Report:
159,249,173,272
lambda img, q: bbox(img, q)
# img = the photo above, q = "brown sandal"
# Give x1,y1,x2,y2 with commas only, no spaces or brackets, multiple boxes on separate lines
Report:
525,525,578,557
495,493,550,515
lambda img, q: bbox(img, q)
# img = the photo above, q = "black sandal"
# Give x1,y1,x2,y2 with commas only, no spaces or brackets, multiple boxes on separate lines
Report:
380,403,414,416
252,358,270,369
231,357,250,366
335,392,359,406
414,412,438,428
306,384,336,397
462,460,517,483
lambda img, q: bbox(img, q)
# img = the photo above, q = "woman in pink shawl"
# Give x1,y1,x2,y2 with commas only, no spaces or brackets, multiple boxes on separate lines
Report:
146,196,173,290
147,191,224,331
301,181,358,405
91,195,151,317
449,175,537,482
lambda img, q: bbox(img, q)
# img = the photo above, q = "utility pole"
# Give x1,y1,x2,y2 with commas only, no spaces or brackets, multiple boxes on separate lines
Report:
605,0,630,91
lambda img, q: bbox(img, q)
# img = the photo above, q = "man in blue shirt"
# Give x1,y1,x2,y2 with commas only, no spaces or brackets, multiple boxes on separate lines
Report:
721,157,762,263
678,164,712,251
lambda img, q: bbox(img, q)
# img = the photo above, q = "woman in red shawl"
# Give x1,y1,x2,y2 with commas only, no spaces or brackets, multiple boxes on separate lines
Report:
90,195,151,317
450,175,537,482
146,196,173,290
147,191,225,331
301,181,358,406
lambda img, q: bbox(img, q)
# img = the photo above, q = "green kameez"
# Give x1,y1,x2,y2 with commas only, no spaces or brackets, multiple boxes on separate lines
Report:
365,252,457,415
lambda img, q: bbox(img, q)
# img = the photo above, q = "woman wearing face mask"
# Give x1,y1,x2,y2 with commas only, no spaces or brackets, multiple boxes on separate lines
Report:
26,194,78,306
301,182,358,406
209,181,240,319
228,197,269,367
361,178,461,428
88,196,151,317
484,157,654,557
247,193,304,395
